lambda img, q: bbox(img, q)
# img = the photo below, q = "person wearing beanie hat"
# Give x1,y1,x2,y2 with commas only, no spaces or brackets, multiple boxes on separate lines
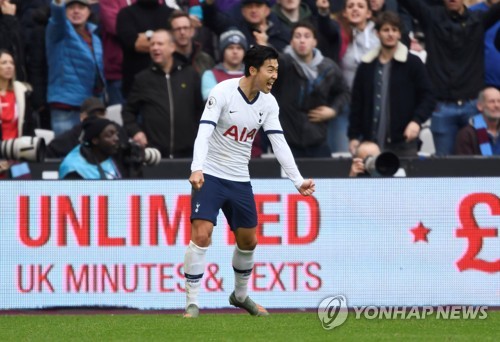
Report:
81,117,115,145
218,29,248,56
201,29,247,101
59,116,122,179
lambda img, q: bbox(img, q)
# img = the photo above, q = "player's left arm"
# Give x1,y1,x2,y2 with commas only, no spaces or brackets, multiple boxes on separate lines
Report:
264,101,315,196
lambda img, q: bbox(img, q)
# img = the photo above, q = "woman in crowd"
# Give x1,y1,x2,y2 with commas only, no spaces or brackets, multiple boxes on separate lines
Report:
0,49,36,175
317,0,379,153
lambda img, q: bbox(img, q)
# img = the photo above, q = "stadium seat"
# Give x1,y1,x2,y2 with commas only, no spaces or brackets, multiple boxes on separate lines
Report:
34,128,55,145
418,119,435,157
106,104,123,126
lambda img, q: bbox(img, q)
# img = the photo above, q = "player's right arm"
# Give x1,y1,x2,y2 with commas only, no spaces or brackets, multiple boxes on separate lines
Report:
189,85,227,189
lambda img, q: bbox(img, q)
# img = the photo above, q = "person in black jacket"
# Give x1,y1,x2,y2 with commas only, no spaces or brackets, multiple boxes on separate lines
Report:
0,0,26,81
202,0,291,53
116,0,174,98
272,21,349,158
348,11,435,157
396,0,500,156
121,30,204,159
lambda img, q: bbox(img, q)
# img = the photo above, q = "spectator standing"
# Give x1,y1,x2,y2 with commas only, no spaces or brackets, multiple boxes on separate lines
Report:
396,0,500,155
116,0,174,97
348,12,435,157
202,0,291,52
46,0,105,136
0,0,26,81
100,0,135,106
170,11,215,76
470,0,500,89
0,49,36,176
317,0,379,153
122,30,203,158
272,22,350,158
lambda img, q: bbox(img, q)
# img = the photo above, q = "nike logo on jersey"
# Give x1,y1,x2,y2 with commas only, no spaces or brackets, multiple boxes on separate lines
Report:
229,110,237,113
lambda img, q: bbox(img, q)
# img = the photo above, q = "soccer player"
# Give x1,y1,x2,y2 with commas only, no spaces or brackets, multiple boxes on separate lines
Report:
183,45,316,318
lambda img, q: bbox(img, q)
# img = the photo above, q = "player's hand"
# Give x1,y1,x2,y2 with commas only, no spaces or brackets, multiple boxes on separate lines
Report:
404,121,420,142
299,178,315,196
349,157,365,177
189,170,205,190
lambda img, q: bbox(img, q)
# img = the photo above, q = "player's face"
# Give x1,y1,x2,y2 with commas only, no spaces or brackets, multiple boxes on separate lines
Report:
253,59,278,94
223,44,245,68
291,27,317,60
0,52,15,81
149,31,175,67
343,0,372,28
377,24,401,49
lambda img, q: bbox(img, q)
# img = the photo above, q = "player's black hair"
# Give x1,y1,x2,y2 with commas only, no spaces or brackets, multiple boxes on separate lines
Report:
243,45,279,77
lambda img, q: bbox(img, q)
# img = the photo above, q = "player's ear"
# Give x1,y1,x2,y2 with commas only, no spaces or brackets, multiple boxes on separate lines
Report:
249,65,258,76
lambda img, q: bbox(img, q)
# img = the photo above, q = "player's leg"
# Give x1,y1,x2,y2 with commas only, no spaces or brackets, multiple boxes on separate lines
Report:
184,174,222,318
222,180,269,316
233,227,257,301
183,219,213,318
229,227,268,316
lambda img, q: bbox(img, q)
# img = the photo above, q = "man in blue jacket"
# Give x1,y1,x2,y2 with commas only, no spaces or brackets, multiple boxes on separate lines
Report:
46,0,105,136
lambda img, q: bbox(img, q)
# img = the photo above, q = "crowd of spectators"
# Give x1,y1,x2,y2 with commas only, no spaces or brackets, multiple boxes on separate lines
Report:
0,0,499,178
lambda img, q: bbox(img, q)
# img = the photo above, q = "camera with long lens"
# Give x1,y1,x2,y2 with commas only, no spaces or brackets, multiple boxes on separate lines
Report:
121,140,161,166
364,151,400,177
0,136,46,162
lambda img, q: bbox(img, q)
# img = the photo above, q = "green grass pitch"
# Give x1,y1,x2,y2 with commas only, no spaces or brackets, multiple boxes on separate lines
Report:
1,311,499,341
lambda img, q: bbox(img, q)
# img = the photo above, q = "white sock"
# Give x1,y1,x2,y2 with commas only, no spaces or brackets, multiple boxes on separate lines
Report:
184,240,208,308
232,246,254,302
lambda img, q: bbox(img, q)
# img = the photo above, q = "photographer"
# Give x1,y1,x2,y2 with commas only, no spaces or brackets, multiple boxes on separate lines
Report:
349,141,382,177
59,117,123,179
58,116,160,179
349,140,404,177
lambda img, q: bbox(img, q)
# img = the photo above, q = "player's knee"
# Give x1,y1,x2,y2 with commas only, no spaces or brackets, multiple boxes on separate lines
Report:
238,237,257,251
192,234,211,248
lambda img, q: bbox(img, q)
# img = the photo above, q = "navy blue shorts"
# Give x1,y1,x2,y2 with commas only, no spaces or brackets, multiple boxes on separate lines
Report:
190,174,257,230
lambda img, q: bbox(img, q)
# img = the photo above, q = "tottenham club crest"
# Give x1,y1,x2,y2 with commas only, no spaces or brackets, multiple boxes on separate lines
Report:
207,96,216,109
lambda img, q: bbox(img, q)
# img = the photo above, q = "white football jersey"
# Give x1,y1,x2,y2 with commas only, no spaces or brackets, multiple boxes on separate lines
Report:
191,78,283,181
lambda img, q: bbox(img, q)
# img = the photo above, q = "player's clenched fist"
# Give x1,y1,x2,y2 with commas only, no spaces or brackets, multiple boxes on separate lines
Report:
189,170,205,190
299,178,316,196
